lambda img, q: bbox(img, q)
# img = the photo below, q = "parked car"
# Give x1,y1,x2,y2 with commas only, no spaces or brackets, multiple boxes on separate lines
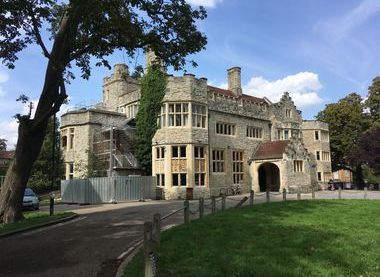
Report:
327,180,344,190
23,188,39,210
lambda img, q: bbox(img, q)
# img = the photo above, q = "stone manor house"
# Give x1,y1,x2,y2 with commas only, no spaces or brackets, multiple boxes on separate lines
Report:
61,58,332,199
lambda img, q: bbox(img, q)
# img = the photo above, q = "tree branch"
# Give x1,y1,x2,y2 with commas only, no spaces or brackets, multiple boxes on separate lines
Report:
32,78,67,129
27,5,51,59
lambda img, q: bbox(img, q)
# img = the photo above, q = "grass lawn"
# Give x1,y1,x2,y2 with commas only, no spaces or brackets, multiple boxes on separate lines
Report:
124,200,380,277
0,211,75,235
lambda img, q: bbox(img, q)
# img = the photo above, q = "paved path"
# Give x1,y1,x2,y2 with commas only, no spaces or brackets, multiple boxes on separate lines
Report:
0,200,191,277
1,190,379,277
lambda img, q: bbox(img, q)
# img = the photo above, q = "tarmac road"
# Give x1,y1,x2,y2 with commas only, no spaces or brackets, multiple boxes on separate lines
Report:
0,200,192,277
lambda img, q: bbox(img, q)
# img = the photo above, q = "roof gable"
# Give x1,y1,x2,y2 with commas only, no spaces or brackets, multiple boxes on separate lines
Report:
252,140,291,160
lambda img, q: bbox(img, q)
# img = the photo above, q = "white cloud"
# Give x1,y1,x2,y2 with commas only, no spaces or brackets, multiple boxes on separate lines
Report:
187,0,223,8
0,119,18,149
315,0,380,41
243,72,324,108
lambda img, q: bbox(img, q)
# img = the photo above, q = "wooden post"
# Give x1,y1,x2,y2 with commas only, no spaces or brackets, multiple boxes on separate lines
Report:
211,196,216,213
266,190,270,203
338,187,342,199
184,200,190,224
152,213,161,248
249,190,254,206
311,187,315,199
282,188,286,201
144,222,155,277
49,193,55,216
235,196,248,208
364,187,368,199
222,195,226,210
297,187,301,200
199,197,204,219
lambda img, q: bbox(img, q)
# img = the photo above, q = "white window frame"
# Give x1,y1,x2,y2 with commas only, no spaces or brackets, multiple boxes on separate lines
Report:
168,103,189,127
192,104,207,128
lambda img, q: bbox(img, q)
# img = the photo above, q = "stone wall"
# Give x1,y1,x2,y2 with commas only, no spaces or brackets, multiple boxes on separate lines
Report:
61,109,127,179
301,120,332,188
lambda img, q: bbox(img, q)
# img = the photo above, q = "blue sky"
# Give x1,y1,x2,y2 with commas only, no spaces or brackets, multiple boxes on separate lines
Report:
0,0,379,148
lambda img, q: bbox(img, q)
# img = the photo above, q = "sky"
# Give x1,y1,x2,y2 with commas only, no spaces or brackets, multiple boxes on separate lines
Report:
1,0,379,149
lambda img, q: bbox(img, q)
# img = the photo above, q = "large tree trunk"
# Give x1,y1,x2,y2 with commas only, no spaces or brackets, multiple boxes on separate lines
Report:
0,5,81,224
0,120,48,223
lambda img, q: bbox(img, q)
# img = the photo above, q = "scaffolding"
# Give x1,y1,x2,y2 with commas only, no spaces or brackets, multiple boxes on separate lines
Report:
92,120,138,174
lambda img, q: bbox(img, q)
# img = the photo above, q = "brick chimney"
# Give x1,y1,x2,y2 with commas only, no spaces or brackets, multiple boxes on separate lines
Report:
227,67,242,96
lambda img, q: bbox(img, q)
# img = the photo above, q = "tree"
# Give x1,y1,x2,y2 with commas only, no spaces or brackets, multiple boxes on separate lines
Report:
348,126,380,175
0,138,6,151
135,65,167,174
0,0,207,223
75,150,108,178
28,117,63,193
365,77,380,124
316,93,370,186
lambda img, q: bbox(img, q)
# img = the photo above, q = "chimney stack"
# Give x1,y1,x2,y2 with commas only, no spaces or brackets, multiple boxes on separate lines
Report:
145,48,165,72
227,67,242,96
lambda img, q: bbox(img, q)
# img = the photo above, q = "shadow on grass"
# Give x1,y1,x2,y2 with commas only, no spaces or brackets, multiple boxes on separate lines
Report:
125,200,380,277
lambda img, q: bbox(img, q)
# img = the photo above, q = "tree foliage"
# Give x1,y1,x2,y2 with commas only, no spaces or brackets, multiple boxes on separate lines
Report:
348,126,380,175
316,93,370,172
75,150,108,178
366,76,380,124
27,117,63,193
0,0,207,223
135,65,167,174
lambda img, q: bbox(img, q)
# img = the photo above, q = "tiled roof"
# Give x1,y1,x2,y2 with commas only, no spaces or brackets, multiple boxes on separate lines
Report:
0,151,14,160
252,140,291,160
208,86,265,104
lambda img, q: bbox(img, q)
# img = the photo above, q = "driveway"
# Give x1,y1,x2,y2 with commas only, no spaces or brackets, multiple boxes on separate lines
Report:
0,200,194,277
1,190,379,277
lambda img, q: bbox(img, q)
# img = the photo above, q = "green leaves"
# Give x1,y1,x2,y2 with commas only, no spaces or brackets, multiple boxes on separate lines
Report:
316,93,369,171
135,66,166,174
1,0,207,74
366,77,380,123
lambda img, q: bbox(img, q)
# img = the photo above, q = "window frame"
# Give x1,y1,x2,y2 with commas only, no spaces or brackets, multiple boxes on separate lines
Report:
212,149,225,173
168,103,189,127
216,122,235,136
194,146,206,186
232,150,244,184
246,126,263,139
192,103,207,128
293,160,303,172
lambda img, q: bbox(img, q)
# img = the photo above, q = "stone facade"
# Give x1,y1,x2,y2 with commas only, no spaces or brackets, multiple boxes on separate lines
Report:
301,120,332,189
61,59,332,199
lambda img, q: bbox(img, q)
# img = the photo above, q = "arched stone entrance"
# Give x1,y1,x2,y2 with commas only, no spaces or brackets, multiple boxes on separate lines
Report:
258,163,280,192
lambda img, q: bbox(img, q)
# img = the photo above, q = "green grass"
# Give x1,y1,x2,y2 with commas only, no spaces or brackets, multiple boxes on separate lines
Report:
124,200,380,277
0,211,75,235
